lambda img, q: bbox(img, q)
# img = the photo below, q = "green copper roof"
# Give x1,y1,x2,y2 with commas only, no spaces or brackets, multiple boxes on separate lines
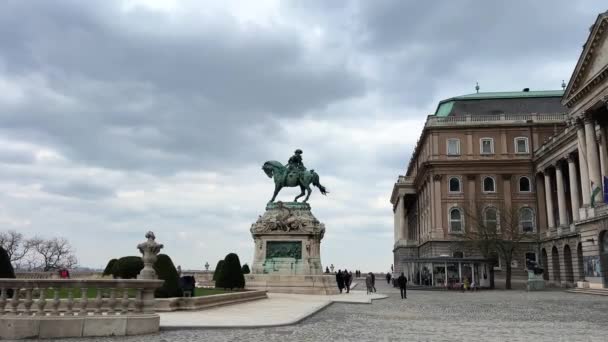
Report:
433,90,565,116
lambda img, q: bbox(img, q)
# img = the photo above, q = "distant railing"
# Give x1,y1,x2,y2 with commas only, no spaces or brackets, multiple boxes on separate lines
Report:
0,279,163,316
426,113,567,127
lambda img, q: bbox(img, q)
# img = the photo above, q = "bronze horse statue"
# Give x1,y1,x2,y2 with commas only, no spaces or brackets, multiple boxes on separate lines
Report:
262,161,328,204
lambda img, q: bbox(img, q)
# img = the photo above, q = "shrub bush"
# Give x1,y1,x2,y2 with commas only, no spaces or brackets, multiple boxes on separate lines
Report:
217,253,245,290
241,263,250,274
103,258,118,277
212,260,225,281
0,246,15,279
113,256,143,279
153,254,182,298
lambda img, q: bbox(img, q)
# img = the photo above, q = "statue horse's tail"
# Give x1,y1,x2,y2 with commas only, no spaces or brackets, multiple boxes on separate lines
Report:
311,170,329,195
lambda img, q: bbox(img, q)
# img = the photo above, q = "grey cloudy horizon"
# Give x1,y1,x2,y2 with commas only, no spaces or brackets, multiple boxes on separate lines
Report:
0,0,605,272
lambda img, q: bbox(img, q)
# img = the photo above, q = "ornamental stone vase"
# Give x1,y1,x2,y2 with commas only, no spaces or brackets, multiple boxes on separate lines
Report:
137,231,164,280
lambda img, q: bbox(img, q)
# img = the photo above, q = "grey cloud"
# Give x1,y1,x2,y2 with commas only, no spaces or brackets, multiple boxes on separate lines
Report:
40,181,115,200
0,0,365,175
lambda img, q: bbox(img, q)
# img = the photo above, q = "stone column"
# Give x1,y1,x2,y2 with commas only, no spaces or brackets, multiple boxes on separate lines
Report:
567,154,580,222
600,126,608,182
576,121,591,206
584,115,603,204
555,162,568,228
543,171,555,229
536,173,548,234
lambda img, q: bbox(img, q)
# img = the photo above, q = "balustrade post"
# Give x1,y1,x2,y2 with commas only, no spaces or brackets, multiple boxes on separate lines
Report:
94,288,103,315
121,289,129,314
135,288,144,313
141,288,156,314
0,288,6,315
24,288,34,315
79,288,88,316
108,288,117,314
66,289,74,316
51,288,60,315
10,288,19,315
37,289,47,316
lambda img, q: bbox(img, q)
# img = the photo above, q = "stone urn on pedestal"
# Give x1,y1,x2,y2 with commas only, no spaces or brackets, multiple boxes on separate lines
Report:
137,231,164,280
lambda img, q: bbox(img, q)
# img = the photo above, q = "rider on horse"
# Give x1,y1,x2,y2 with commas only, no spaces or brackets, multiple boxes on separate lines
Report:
286,149,306,183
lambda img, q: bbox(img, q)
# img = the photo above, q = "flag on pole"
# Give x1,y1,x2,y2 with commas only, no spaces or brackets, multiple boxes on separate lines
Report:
591,180,602,207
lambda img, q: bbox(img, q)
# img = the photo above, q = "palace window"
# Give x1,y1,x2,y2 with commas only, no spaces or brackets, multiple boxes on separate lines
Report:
519,176,531,192
449,208,464,233
480,138,494,154
483,206,499,231
520,207,535,233
515,137,529,153
447,139,461,156
482,176,496,193
448,177,461,193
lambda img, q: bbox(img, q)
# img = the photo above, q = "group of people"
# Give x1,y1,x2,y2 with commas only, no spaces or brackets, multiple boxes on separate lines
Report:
335,269,353,293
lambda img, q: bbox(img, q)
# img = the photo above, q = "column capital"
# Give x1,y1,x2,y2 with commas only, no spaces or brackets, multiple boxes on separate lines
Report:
501,174,512,180
466,174,476,181
566,153,577,163
432,174,442,181
582,111,595,124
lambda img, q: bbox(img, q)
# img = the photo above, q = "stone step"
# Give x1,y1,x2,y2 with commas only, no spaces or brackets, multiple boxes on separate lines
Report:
566,288,608,296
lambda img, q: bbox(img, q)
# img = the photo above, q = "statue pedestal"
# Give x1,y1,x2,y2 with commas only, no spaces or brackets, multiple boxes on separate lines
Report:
527,271,545,291
247,202,338,295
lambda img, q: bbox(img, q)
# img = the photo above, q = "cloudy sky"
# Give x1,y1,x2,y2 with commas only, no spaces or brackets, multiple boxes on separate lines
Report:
0,0,606,272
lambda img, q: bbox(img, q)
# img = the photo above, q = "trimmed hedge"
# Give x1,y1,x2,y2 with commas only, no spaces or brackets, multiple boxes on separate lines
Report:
216,253,245,290
241,263,250,274
113,256,144,279
0,247,15,297
212,260,225,281
153,254,182,298
0,246,15,279
103,258,118,277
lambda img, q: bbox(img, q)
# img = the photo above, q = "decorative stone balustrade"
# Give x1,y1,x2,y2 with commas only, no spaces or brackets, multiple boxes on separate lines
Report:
0,278,163,339
0,279,162,316
425,113,566,127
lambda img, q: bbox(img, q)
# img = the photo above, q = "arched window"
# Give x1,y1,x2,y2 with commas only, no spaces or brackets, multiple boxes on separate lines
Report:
483,176,496,193
484,206,498,231
520,207,535,232
453,251,464,258
449,177,461,193
519,176,531,192
449,208,463,233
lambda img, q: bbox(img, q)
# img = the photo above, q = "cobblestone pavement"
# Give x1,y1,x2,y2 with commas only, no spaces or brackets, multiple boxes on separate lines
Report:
54,281,608,342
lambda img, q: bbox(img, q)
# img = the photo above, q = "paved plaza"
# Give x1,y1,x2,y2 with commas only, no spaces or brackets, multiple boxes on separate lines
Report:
48,281,608,342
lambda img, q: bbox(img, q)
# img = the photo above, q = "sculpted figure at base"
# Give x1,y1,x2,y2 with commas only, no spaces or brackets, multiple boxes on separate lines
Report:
262,149,328,204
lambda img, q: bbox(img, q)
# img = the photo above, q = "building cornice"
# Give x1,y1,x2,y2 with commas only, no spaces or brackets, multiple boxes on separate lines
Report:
563,12,608,108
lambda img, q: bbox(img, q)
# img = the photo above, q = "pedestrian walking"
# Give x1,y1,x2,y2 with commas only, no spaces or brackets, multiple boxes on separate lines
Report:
336,270,345,293
344,269,352,293
397,272,408,299
386,272,392,284
365,272,373,294
370,273,376,292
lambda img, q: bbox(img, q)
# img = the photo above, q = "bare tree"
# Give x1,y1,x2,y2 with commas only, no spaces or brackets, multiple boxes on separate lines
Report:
463,202,536,289
28,237,78,271
0,230,31,265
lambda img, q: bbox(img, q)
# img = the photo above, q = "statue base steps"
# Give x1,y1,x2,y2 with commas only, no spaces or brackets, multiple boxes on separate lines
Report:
246,274,339,295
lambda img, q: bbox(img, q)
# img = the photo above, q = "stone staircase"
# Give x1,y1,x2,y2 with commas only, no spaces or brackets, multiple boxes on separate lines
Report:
566,288,608,296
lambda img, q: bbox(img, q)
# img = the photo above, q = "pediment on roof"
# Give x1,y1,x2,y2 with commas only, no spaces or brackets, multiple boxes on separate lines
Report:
563,12,608,107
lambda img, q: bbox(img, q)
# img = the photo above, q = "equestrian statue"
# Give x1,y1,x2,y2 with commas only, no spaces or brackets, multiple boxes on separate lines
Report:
262,149,328,204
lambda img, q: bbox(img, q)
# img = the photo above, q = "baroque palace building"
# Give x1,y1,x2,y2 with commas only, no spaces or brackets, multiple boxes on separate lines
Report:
391,11,608,289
